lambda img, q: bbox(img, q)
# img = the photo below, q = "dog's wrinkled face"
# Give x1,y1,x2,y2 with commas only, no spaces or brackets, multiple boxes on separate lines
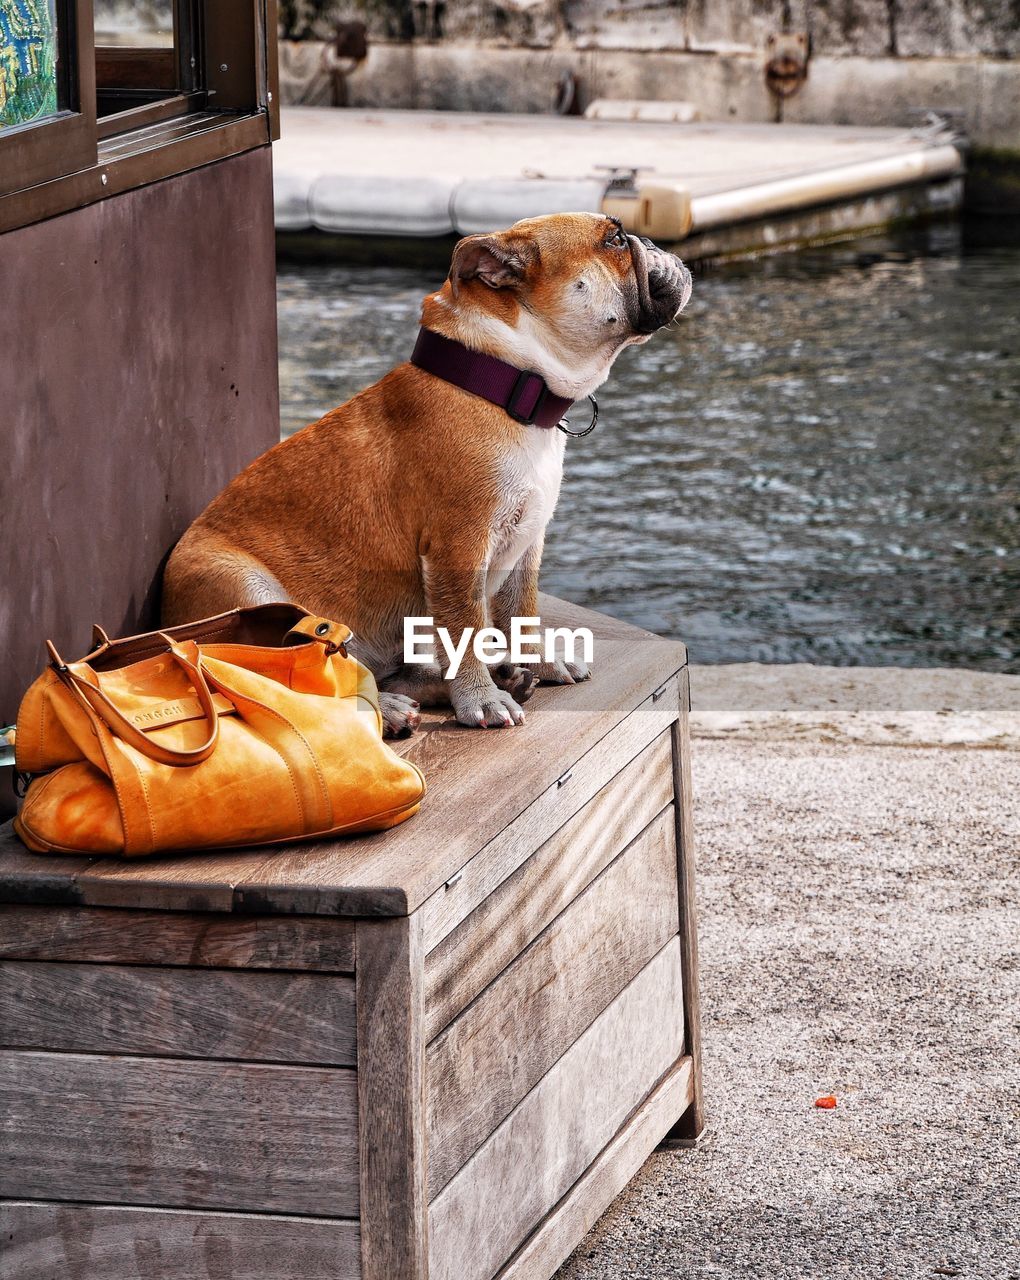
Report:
423,212,692,402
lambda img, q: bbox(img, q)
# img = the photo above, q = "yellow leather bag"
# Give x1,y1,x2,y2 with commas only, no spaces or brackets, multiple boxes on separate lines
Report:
13,603,425,857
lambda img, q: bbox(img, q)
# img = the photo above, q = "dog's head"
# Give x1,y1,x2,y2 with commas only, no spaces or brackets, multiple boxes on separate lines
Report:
422,212,693,402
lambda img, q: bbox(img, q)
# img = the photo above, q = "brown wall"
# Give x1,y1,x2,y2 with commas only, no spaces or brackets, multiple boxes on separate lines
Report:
0,147,280,736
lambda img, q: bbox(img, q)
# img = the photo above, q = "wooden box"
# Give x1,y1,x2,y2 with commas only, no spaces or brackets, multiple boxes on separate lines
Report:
0,598,702,1280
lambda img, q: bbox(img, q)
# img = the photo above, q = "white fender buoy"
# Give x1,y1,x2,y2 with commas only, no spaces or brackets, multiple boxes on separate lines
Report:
453,178,605,235
308,175,458,236
274,170,314,231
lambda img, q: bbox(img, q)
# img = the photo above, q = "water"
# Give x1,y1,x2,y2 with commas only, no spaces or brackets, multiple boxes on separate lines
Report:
276,224,1019,671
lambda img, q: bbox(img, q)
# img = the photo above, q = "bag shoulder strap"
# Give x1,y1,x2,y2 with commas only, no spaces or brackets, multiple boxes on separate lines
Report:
47,638,220,768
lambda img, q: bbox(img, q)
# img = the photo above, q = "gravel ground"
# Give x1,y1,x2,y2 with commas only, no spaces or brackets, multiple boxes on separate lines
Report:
556,671,1020,1280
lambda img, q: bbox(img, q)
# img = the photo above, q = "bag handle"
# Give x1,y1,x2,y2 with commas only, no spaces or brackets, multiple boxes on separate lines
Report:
46,636,221,768
89,623,112,652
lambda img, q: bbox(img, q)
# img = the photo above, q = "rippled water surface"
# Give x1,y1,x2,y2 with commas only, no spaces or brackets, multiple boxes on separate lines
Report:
277,225,1018,669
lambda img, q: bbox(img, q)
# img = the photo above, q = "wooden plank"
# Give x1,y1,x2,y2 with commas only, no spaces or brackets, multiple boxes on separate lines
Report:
428,938,685,1280
665,666,705,1142
0,905,355,971
427,809,679,1197
0,829,238,914
0,841,98,907
0,962,356,1066
0,599,686,920
0,1201,360,1280
424,731,674,1041
495,1057,694,1280
0,1052,359,1216
356,916,428,1280
418,675,681,952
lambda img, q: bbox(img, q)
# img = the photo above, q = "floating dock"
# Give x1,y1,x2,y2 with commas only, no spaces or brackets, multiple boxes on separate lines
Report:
273,107,964,261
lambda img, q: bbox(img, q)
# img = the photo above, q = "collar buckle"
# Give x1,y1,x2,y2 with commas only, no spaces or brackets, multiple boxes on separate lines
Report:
411,328,573,430
506,370,547,426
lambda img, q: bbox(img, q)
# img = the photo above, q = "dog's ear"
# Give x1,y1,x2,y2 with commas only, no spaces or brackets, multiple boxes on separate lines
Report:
448,234,534,298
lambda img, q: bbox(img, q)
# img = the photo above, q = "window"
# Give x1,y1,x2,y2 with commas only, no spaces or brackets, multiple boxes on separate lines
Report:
0,0,95,198
94,0,200,138
0,0,278,230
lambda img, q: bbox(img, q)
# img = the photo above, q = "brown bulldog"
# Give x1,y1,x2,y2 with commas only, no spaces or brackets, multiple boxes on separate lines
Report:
162,213,692,733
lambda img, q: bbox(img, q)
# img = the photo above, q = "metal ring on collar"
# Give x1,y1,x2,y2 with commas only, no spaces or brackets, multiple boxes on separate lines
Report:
557,395,599,438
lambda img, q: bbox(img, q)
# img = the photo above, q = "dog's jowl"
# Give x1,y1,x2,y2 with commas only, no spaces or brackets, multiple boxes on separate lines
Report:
163,213,692,733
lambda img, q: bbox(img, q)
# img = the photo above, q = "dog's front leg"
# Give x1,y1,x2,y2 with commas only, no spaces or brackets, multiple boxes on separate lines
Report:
425,557,526,729
488,542,541,704
491,541,591,687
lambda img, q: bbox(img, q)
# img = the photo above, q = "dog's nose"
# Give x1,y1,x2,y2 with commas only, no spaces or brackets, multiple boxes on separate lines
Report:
628,233,692,331
645,254,692,325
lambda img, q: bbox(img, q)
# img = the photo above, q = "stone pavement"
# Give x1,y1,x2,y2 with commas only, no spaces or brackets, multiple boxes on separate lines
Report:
558,665,1020,1280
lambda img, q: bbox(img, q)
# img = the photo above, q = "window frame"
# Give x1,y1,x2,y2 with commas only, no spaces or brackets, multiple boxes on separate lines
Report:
94,0,202,138
0,0,279,233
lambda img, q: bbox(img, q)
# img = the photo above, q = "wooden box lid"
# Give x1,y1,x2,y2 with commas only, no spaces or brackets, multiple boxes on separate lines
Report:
0,598,686,919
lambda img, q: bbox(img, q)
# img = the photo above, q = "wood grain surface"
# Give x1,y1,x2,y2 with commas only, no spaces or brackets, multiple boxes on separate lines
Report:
0,905,355,971
0,962,356,1065
0,597,686,918
356,916,429,1280
494,1057,694,1280
423,730,673,1042
417,682,679,952
0,1201,361,1280
428,938,686,1280
427,808,679,1196
0,1052,359,1216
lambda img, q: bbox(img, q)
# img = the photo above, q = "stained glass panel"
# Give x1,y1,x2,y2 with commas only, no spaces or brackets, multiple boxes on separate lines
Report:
0,0,59,130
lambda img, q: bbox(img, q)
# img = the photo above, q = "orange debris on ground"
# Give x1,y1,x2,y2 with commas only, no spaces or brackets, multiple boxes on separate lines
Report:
814,1095,838,1109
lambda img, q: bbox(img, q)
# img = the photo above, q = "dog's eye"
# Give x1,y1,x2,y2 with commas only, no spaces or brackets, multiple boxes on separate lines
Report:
604,223,628,249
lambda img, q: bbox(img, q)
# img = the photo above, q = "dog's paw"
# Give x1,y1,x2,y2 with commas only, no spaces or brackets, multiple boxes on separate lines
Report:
379,691,421,738
452,684,526,729
493,663,538,704
533,657,592,685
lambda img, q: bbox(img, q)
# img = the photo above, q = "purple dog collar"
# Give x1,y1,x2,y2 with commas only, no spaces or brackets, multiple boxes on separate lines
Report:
410,328,574,429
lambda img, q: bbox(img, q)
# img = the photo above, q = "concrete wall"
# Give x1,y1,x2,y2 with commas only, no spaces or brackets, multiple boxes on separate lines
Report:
292,0,1019,148
340,0,1019,56
313,40,1015,147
